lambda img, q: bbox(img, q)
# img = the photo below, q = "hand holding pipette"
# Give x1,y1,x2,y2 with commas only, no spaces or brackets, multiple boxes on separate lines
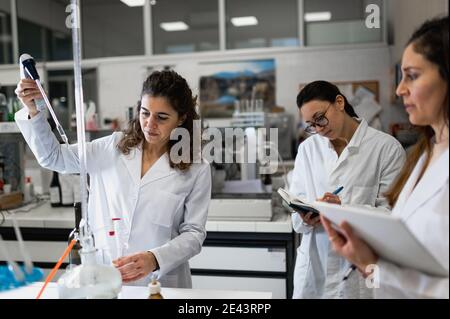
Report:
17,54,69,145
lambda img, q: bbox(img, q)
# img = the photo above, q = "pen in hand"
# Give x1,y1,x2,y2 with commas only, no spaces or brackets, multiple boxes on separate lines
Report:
332,186,344,195
297,186,344,226
322,186,344,204
343,264,357,281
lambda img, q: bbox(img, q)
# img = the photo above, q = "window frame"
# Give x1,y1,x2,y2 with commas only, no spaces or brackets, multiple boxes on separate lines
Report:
1,0,387,65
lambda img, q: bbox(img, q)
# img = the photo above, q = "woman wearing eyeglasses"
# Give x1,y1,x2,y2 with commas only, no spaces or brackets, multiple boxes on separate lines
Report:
290,81,405,299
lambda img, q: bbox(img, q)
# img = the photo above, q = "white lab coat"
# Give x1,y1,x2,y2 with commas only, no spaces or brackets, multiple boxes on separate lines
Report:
374,147,449,299
15,108,211,288
290,119,405,299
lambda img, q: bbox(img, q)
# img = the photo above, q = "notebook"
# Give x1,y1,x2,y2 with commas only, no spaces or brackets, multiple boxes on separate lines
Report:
313,201,448,277
277,188,320,217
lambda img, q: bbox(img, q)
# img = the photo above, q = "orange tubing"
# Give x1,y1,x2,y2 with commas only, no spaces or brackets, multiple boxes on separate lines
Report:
36,239,77,299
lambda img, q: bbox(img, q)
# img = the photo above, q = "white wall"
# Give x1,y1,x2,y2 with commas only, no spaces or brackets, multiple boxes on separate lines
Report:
94,45,395,132
388,0,448,63
0,63,46,86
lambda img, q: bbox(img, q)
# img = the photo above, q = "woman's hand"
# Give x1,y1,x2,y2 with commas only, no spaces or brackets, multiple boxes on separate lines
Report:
299,192,342,227
318,192,342,205
320,215,379,274
299,212,321,227
113,251,159,283
301,192,341,227
14,79,43,117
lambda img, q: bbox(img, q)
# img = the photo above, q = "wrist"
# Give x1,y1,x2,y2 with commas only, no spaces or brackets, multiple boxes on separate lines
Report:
28,109,39,118
359,256,379,276
146,251,160,271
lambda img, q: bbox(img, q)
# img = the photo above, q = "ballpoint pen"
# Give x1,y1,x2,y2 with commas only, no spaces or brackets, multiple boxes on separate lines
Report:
328,186,357,281
294,186,344,226
343,264,357,281
332,186,344,195
333,186,356,282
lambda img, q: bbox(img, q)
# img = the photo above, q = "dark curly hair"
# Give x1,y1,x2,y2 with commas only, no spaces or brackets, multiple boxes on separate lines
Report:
117,70,199,171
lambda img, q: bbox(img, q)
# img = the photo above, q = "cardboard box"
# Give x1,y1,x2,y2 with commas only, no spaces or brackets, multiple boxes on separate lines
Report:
0,191,24,210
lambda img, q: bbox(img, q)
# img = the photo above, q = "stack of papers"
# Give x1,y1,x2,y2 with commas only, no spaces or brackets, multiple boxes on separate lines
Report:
313,201,448,277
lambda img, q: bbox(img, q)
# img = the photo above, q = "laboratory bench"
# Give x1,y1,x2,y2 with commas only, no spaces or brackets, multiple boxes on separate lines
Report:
0,282,272,299
0,201,297,299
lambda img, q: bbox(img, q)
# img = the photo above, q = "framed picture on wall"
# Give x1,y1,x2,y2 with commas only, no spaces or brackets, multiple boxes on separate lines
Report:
199,59,276,118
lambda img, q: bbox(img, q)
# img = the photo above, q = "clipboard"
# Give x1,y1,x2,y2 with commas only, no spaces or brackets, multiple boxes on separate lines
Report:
277,188,320,217
313,201,449,277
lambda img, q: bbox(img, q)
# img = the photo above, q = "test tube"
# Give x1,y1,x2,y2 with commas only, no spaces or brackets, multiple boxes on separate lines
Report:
108,218,123,261
257,99,263,112
11,215,33,274
245,99,250,113
234,100,241,114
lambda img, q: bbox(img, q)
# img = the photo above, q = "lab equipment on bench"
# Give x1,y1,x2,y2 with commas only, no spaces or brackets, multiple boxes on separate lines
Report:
68,202,82,266
0,188,43,292
11,214,34,275
209,193,272,221
18,0,121,299
207,109,288,222
54,0,122,299
0,231,43,292
108,217,124,261
148,274,164,299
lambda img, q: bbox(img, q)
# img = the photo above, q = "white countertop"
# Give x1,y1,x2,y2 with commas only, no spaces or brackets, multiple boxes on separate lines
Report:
0,282,272,299
1,201,74,229
2,201,293,233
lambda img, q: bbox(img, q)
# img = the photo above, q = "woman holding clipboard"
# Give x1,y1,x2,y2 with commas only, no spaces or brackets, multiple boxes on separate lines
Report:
322,16,449,299
290,81,405,299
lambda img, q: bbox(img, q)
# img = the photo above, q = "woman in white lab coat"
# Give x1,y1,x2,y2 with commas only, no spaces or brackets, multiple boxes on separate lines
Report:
14,70,211,288
322,16,449,299
290,81,406,299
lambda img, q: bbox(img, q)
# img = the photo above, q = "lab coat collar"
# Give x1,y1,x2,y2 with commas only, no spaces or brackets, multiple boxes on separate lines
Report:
120,145,142,185
120,144,177,187
324,118,367,153
401,147,449,221
140,152,177,187
346,118,367,153
325,118,368,171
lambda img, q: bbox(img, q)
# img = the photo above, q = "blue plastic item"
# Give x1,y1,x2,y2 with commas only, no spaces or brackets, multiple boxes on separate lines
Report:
0,265,43,291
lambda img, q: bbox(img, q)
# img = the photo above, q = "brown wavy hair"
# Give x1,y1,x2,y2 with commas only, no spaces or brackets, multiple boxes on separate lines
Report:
385,16,449,207
117,70,199,171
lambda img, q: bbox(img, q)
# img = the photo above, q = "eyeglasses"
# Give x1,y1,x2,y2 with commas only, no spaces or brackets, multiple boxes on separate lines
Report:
304,103,332,134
